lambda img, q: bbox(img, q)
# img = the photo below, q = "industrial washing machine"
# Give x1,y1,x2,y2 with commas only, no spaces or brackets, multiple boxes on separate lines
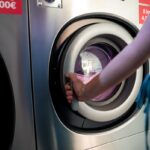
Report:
0,1,36,150
29,0,150,150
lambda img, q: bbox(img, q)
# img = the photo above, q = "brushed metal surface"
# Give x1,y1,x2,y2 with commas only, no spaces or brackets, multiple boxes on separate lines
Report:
0,1,36,150
29,0,150,150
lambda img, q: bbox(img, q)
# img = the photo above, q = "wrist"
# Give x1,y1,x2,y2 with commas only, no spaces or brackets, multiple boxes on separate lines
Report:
78,84,89,101
82,84,89,101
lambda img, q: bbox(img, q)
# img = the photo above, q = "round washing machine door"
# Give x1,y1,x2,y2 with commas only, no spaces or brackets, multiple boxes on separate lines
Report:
62,22,143,122
49,14,149,131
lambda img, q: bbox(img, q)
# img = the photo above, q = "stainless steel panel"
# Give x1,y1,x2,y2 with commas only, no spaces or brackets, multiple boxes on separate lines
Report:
29,0,149,150
0,0,36,150
89,131,148,150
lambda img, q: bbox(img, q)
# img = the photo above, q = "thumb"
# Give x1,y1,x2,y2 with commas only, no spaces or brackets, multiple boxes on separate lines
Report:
66,73,78,83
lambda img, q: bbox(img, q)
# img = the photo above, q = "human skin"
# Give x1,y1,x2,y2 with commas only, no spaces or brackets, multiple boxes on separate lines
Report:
65,15,150,103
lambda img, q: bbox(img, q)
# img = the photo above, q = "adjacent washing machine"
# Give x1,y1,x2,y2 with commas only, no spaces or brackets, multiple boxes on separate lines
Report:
29,0,150,150
0,1,36,150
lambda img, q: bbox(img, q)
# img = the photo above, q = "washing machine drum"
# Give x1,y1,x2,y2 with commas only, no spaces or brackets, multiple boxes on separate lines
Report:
50,16,146,130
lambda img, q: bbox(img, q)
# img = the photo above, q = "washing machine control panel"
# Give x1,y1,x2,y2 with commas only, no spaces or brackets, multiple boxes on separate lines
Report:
37,0,62,8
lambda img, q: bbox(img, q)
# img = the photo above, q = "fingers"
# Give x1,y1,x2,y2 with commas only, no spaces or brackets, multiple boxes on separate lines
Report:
65,84,71,90
65,73,86,103
66,73,78,83
66,95,73,103
65,83,74,103
65,73,76,103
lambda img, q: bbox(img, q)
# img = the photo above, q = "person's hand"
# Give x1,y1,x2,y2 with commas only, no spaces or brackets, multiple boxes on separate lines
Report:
65,73,87,103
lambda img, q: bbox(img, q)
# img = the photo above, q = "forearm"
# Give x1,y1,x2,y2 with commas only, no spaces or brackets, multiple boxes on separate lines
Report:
98,15,150,94
85,20,150,99
98,41,149,92
85,42,149,99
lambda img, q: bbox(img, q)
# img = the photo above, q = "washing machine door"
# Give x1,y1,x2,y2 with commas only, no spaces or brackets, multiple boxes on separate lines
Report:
62,22,143,122
49,15,147,131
